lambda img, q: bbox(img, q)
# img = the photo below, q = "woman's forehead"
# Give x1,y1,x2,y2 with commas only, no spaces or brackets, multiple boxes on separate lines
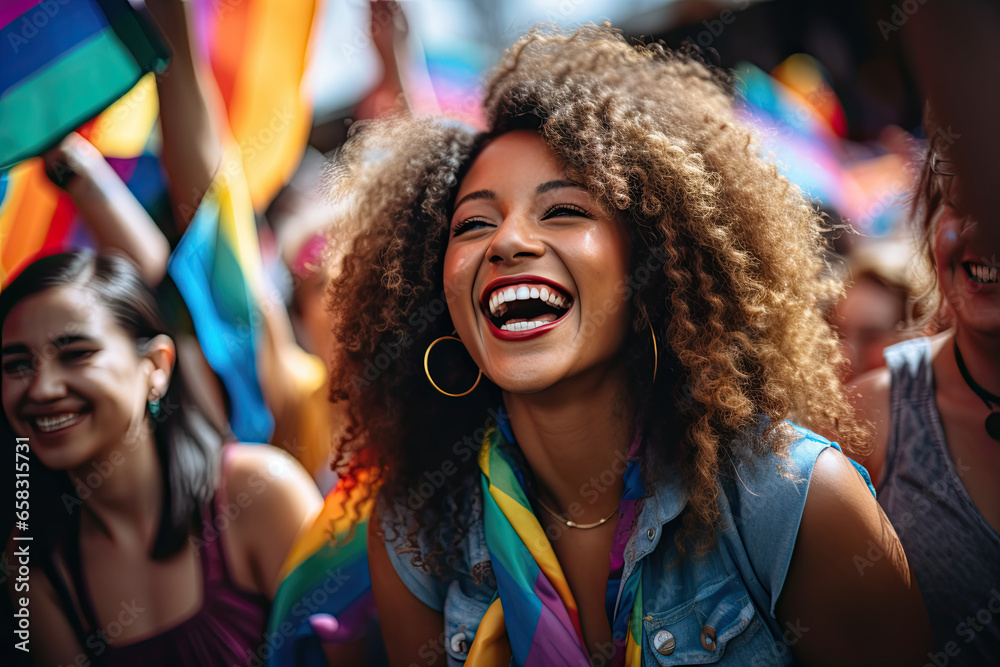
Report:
457,131,564,195
2,286,110,343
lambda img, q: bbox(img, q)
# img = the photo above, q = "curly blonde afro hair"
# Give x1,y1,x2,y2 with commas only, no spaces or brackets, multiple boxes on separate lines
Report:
327,24,866,562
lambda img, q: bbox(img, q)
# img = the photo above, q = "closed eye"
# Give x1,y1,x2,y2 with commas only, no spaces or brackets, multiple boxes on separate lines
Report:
1,358,33,376
61,349,97,363
452,217,494,237
542,204,593,219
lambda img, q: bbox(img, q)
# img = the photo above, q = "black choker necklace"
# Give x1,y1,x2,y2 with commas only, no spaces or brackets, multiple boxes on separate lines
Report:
953,341,1000,441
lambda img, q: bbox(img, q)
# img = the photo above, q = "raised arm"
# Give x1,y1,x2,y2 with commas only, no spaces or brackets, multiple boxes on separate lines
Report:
145,0,223,230
43,133,170,285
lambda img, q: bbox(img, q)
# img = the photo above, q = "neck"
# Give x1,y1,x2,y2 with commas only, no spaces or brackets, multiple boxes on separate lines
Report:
503,365,635,523
70,421,164,547
952,327,1000,397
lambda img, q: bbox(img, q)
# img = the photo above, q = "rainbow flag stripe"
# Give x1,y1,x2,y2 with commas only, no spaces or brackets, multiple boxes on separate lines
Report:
266,473,378,666
166,148,274,443
193,0,323,211
0,0,168,170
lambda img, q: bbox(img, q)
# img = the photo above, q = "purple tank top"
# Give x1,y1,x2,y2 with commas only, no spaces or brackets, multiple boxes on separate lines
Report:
880,338,1000,665
62,485,271,665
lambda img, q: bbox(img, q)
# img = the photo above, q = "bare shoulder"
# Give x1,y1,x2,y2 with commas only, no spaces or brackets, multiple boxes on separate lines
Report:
224,444,321,506
222,444,323,598
846,365,892,485
776,447,930,666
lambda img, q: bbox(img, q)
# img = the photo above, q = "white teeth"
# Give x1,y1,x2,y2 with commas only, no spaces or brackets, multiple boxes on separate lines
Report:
968,263,1000,284
501,320,545,332
35,412,82,433
487,283,573,318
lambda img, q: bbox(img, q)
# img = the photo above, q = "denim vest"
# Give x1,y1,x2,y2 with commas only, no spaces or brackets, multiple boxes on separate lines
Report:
380,423,873,666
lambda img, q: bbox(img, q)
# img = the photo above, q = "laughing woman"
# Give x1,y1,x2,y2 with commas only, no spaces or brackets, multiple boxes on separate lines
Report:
328,26,929,666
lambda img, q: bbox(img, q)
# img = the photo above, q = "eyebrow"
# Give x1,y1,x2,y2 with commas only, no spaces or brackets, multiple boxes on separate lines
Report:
536,179,584,195
0,344,28,357
1,334,97,357
452,180,585,211
453,189,496,210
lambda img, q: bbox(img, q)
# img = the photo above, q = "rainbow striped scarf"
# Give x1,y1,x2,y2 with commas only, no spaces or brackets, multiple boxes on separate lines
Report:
469,415,646,666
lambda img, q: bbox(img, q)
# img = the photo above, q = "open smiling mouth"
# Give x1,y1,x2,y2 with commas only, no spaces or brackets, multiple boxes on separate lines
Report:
964,262,1000,284
484,283,573,332
28,410,89,434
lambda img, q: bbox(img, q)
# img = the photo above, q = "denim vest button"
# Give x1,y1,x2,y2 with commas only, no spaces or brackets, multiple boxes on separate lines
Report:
646,527,656,540
652,629,676,655
700,625,717,651
450,631,469,654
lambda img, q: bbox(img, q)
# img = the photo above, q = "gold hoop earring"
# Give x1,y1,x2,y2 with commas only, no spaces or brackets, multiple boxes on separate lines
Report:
648,319,658,385
423,334,482,397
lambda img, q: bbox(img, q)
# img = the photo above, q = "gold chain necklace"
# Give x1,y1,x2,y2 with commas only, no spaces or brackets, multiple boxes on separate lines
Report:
536,497,618,530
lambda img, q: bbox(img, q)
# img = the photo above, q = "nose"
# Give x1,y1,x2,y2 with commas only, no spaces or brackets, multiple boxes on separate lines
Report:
487,211,546,264
25,358,68,403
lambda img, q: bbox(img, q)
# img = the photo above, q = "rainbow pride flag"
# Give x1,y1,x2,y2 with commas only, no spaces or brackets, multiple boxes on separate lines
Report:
265,473,378,666
0,0,168,170
1,0,323,283
0,143,168,287
192,0,323,211
166,147,274,443
0,1,165,286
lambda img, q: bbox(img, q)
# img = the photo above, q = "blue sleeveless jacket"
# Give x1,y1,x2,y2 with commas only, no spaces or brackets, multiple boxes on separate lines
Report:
380,422,874,666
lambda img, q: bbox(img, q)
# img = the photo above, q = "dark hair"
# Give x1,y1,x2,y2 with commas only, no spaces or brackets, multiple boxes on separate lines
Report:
0,251,221,560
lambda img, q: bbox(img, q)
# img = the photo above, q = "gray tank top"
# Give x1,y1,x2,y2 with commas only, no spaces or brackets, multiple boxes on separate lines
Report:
880,337,1000,665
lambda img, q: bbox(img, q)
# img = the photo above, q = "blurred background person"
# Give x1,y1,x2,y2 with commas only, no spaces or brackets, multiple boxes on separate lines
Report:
830,237,925,382
849,116,1000,664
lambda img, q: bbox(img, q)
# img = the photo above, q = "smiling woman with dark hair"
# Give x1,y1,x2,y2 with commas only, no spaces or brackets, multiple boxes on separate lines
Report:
327,25,929,666
1,250,322,667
